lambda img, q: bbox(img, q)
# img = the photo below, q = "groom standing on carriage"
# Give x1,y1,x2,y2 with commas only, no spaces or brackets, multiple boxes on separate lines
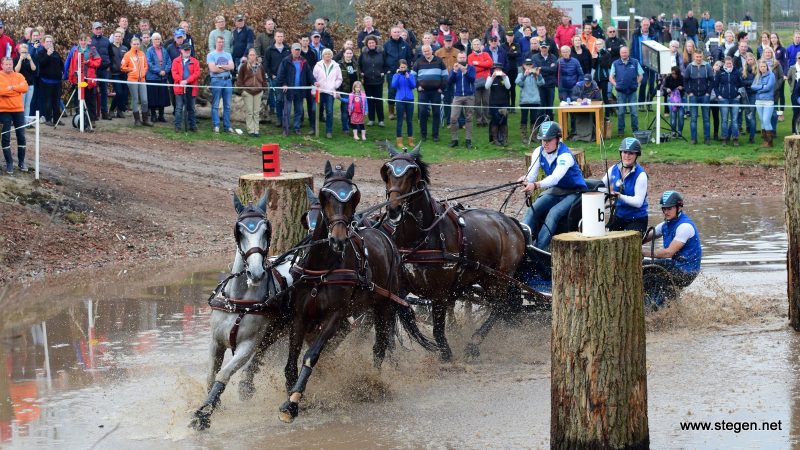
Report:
517,121,587,251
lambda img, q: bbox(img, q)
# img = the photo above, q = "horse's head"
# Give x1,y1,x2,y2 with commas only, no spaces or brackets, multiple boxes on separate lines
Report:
320,161,360,253
233,192,271,284
300,184,321,235
380,142,428,223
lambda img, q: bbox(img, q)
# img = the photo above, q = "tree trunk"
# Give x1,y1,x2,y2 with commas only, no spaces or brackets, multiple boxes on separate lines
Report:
600,0,612,29
550,231,649,449
786,136,800,330
762,0,771,33
722,0,729,24
238,172,314,255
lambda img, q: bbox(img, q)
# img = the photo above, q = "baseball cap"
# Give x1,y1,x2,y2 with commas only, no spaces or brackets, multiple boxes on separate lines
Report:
234,14,244,21
92,21,103,29
459,27,469,33
443,35,453,41
174,29,186,38
311,31,321,38
180,43,192,50
583,74,592,82
523,58,534,65
488,35,498,41
291,43,301,50
493,61,504,68
540,42,549,48
506,30,514,36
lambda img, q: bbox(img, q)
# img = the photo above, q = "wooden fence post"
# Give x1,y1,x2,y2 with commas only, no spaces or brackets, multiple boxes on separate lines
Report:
550,231,649,449
238,172,313,255
786,136,800,330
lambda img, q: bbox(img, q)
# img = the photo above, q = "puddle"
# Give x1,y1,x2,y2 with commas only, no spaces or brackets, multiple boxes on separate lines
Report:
0,198,794,448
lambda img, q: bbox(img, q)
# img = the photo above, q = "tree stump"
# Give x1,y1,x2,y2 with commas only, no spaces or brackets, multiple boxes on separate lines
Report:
786,136,800,330
238,172,313,255
550,231,649,450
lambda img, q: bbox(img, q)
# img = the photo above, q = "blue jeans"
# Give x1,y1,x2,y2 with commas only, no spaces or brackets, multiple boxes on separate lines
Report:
418,90,441,138
719,102,739,138
688,95,710,141
395,100,414,137
523,192,580,251
638,68,656,103
339,94,350,131
319,93,334,133
669,105,685,134
96,68,109,113
174,93,196,130
1,111,26,169
756,102,775,131
22,85,34,117
283,94,305,132
210,77,232,129
616,91,638,134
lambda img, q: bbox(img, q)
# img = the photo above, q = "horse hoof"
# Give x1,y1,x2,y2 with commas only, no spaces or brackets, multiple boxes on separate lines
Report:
464,343,481,359
279,400,299,423
439,349,453,363
189,411,211,431
239,380,256,401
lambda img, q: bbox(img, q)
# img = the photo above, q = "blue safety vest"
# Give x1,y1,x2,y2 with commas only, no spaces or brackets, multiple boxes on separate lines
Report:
609,163,648,219
538,142,588,191
662,212,702,273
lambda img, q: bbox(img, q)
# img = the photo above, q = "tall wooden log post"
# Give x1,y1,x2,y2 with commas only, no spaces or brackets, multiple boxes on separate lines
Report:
551,231,649,449
238,172,314,255
786,136,800,330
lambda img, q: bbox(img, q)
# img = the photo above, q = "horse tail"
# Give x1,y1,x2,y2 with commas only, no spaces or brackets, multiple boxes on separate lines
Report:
395,303,440,352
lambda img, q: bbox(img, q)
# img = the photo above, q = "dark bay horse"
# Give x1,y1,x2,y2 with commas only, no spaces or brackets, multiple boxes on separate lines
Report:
279,162,438,423
380,144,527,361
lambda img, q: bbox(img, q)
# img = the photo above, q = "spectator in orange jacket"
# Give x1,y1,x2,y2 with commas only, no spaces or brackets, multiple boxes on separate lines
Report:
0,57,28,174
121,37,152,126
68,33,101,122
171,43,200,132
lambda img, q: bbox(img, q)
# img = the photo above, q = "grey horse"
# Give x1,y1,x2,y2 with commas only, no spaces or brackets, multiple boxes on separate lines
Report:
190,192,295,431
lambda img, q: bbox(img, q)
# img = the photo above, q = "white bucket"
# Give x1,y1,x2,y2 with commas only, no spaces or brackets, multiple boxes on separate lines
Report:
581,192,606,237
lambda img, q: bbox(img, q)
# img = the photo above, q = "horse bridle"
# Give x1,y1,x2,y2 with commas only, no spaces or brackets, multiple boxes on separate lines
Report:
320,176,361,235
383,155,428,222
234,208,272,269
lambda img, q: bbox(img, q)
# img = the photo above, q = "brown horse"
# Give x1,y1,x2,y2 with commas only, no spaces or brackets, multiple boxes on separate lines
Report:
380,144,526,361
279,161,438,423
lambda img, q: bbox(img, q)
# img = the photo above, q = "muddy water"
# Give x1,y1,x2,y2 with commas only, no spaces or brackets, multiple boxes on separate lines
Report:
0,199,794,449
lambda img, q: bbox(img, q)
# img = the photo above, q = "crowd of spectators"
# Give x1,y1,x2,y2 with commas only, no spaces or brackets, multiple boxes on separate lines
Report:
0,9,795,162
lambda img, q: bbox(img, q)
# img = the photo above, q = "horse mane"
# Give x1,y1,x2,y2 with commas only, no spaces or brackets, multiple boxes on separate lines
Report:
414,154,431,185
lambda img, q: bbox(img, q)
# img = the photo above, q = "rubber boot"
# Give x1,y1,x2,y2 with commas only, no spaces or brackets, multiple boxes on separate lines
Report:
520,125,528,145
761,130,769,148
406,136,414,148
158,107,166,122
767,131,774,147
396,137,404,148
3,146,12,173
489,124,497,144
499,124,508,146
133,111,141,126
141,112,154,127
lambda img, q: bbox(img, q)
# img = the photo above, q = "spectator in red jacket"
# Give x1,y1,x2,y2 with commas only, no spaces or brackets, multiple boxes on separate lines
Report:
171,43,200,132
68,33,102,123
0,21,16,59
554,16,576,49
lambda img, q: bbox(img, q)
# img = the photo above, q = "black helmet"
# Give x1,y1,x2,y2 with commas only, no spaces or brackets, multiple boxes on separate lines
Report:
659,191,684,208
536,121,562,140
619,137,642,154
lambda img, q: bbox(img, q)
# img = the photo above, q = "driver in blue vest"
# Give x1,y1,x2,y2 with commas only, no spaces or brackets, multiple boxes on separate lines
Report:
601,137,649,236
518,121,587,251
642,191,702,287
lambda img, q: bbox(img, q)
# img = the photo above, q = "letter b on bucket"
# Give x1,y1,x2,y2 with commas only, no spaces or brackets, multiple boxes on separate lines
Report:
581,192,606,237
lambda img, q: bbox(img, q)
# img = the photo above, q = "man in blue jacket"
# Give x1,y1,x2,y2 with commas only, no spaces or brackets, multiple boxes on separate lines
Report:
276,43,314,136
682,49,714,144
609,46,643,136
630,18,658,110
90,21,112,120
447,51,475,148
231,14,254,71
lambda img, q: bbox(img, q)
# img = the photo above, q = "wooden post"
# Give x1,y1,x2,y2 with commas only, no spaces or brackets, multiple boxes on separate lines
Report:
238,172,313,255
786,136,800,330
550,231,649,450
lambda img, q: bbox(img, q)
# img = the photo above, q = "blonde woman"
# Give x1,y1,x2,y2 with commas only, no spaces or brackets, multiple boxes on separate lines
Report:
751,59,776,146
741,53,758,143
120,37,152,126
761,46,784,130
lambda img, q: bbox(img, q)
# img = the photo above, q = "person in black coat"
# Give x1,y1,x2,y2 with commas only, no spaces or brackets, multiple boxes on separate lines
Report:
36,36,63,124
276,43,314,135
358,36,386,125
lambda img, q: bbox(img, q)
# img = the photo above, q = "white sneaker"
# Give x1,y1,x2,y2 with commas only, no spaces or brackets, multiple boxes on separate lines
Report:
367,121,374,126
213,127,220,133
378,121,385,127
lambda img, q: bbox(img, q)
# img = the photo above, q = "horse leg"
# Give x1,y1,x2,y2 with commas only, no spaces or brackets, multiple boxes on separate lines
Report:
189,337,226,431
465,307,503,360
239,322,286,401
279,311,346,423
432,302,453,362
372,304,393,368
283,316,305,395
